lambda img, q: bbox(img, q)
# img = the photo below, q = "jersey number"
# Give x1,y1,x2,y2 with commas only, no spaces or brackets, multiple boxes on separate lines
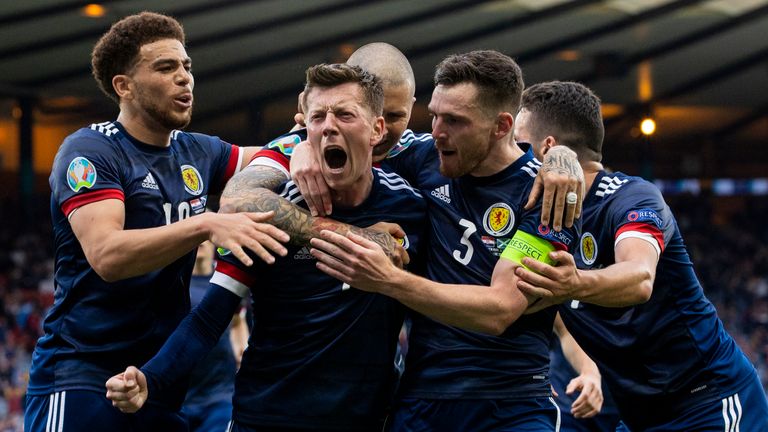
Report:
163,202,191,225
452,219,477,265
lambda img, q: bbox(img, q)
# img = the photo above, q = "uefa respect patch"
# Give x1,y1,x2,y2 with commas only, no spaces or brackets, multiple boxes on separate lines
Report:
181,165,204,196
625,208,662,229
66,156,97,192
265,134,302,156
536,223,575,248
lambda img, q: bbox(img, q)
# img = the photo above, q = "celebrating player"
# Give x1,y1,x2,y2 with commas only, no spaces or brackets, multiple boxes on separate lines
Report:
25,12,288,432
106,63,426,431
310,50,581,431
513,81,768,431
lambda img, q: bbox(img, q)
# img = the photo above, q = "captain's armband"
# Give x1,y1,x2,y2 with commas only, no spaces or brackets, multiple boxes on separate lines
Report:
500,230,556,268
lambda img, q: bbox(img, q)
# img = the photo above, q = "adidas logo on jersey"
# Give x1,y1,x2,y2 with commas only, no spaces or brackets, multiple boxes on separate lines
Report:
431,184,451,204
293,246,314,260
141,173,159,190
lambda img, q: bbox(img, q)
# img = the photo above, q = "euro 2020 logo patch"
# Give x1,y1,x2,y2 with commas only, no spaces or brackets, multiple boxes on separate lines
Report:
266,134,302,156
483,202,514,236
181,165,203,196
66,156,97,192
580,232,598,266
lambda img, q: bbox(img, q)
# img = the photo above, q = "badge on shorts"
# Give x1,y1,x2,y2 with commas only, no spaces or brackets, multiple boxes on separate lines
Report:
181,165,203,196
66,156,98,192
483,202,515,236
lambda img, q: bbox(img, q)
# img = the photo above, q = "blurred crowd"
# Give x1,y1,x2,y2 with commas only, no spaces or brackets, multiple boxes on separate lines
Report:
0,193,765,428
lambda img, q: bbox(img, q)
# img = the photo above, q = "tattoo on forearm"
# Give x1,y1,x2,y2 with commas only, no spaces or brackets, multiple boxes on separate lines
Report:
350,227,397,260
311,219,397,259
221,166,287,204
218,165,396,253
219,166,315,245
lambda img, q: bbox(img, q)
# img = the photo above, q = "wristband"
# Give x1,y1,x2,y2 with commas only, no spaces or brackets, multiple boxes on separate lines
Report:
500,230,556,268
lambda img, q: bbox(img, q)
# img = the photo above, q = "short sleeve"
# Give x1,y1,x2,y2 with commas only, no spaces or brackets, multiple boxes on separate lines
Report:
50,132,125,218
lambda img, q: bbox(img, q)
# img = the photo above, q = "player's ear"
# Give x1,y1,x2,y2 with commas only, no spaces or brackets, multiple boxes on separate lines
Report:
370,115,385,147
541,136,557,155
113,75,133,100
494,112,514,139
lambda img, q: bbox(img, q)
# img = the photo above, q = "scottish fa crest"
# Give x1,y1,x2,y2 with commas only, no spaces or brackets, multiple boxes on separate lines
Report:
181,165,203,196
483,202,514,236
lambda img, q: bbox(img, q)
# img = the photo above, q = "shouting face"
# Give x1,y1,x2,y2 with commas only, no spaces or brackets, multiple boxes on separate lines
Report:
305,82,384,192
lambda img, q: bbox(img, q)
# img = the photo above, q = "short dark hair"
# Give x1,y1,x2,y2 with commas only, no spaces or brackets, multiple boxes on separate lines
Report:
434,50,524,115
521,81,604,162
92,12,186,103
302,63,384,116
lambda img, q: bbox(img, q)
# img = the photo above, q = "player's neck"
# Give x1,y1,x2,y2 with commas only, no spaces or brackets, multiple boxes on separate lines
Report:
330,170,373,208
117,111,172,147
582,161,603,191
471,137,524,177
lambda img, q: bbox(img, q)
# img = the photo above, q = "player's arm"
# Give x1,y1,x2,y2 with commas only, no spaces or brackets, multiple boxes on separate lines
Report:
553,313,603,419
525,145,585,231
106,282,242,413
220,165,403,260
515,236,658,307
70,200,288,282
237,146,260,170
310,230,542,336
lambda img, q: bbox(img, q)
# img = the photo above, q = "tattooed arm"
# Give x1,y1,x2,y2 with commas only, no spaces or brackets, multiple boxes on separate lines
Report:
525,145,585,231
219,165,401,260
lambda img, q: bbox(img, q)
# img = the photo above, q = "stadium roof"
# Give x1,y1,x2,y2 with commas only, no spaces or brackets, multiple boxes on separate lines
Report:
1,0,767,177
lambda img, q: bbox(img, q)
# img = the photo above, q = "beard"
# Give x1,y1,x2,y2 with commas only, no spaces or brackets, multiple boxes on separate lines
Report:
137,88,192,131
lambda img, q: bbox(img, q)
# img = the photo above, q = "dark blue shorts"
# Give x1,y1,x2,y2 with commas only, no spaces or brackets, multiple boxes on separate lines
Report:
387,397,561,432
25,390,188,432
561,411,621,432
616,374,768,431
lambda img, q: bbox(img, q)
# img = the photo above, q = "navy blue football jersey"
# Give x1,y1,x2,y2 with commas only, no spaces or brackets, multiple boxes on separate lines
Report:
211,169,426,430
560,170,761,430
384,138,580,400
29,121,241,408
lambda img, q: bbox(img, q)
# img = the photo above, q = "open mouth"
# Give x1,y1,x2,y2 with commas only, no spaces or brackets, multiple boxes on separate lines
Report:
324,147,348,169
175,94,193,108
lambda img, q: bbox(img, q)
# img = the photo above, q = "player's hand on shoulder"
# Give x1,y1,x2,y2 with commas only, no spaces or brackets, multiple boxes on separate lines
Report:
105,366,148,414
202,211,290,266
525,146,584,231
291,141,333,217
